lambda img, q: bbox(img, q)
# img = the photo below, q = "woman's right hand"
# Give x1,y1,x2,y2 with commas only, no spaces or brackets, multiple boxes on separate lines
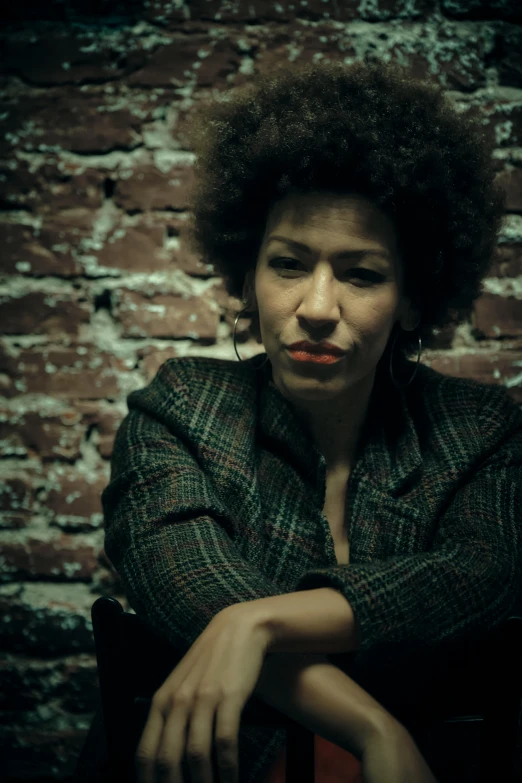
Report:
361,718,439,783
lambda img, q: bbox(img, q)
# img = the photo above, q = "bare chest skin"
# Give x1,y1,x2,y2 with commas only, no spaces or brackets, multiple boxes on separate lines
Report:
323,467,351,565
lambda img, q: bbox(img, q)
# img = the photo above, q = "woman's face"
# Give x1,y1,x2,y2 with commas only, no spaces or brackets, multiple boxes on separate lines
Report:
246,190,418,401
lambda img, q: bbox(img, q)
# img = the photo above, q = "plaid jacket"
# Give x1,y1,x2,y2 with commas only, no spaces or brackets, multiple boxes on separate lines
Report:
102,353,522,782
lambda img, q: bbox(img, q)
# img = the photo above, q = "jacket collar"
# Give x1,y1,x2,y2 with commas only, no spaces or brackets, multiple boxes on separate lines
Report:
256,353,424,497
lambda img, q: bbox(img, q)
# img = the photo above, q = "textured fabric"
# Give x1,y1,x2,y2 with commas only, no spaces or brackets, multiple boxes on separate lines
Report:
102,353,522,783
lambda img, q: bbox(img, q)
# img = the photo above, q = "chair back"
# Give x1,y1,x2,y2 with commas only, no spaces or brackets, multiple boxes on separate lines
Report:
395,614,522,782
453,613,522,782
466,614,522,783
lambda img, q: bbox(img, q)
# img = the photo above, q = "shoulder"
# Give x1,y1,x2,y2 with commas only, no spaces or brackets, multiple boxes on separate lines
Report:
126,355,259,420
413,361,522,454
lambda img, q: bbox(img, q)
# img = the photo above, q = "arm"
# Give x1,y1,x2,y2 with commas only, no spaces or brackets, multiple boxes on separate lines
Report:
102,360,285,655
247,586,361,654
248,421,522,660
253,652,439,782
253,651,391,759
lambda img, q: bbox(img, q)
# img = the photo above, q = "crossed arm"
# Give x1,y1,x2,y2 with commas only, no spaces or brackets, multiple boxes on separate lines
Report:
134,588,438,783
241,585,361,654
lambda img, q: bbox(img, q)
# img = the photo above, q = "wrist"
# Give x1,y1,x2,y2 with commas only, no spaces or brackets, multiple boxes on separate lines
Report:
220,602,273,655
364,710,410,745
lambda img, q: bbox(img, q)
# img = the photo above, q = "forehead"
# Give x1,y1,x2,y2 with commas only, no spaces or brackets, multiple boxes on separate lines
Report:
263,190,400,256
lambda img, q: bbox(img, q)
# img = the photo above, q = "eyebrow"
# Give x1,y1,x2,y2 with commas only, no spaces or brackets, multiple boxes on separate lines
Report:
267,235,392,263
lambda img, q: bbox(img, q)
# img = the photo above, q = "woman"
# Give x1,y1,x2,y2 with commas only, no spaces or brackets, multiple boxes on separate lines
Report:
99,59,522,783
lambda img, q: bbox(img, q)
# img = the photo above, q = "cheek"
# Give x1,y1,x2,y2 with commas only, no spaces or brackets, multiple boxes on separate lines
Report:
257,288,289,324
349,295,397,331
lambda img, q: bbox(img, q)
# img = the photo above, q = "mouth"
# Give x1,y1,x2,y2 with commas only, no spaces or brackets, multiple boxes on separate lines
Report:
287,343,346,357
286,347,345,365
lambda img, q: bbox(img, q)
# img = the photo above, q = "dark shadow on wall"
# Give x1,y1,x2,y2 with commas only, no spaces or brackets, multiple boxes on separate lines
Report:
2,0,147,26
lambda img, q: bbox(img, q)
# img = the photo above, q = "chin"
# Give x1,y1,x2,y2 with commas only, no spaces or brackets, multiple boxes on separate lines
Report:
282,371,351,394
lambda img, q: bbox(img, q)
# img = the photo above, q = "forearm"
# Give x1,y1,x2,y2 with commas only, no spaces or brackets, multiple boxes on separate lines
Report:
253,652,396,760
246,587,361,654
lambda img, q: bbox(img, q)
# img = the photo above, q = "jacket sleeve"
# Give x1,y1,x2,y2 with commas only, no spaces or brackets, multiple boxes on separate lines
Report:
101,363,282,656
294,419,522,661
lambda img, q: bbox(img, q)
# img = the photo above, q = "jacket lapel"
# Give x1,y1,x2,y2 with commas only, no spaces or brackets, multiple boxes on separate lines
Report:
258,354,424,498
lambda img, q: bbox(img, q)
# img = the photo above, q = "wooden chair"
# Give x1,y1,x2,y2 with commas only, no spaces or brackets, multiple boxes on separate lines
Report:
82,596,522,782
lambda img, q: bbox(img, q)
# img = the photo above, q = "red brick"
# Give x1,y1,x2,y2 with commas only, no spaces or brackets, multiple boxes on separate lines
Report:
1,533,99,581
0,291,90,337
0,159,105,213
113,288,219,339
141,0,193,26
479,98,522,149
0,407,83,461
382,26,487,91
424,350,522,404
1,93,142,155
113,164,195,212
162,217,217,276
3,32,146,86
0,221,83,277
91,220,215,278
0,399,122,461
490,244,522,278
136,344,181,383
45,469,108,526
127,34,241,89
95,224,168,272
75,402,123,459
0,161,41,211
0,512,33,530
42,207,97,233
0,344,126,399
473,293,522,338
153,0,432,24
0,475,37,513
50,164,107,210
127,38,204,87
495,165,522,212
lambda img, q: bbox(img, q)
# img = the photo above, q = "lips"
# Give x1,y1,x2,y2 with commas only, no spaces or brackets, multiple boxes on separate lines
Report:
287,341,346,356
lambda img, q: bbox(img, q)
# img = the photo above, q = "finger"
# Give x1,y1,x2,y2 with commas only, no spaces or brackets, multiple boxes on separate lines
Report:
184,696,216,783
135,700,167,783
214,697,241,783
152,698,189,783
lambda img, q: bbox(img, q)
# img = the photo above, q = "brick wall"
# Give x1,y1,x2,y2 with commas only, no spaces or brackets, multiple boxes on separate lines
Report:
1,1,521,780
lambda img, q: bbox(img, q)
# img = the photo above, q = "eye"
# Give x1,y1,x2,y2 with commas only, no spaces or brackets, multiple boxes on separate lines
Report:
268,257,383,282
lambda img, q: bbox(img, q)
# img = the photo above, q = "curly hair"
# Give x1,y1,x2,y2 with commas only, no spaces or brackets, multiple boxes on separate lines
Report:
185,57,505,365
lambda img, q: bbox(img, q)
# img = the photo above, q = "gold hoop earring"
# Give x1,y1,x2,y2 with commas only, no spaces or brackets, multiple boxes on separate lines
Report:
233,305,269,369
389,327,422,389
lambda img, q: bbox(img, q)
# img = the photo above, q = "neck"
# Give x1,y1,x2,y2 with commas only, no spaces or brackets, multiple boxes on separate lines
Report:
275,368,376,470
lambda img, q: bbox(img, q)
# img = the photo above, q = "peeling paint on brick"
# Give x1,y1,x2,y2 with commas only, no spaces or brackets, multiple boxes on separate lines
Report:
2,6,522,779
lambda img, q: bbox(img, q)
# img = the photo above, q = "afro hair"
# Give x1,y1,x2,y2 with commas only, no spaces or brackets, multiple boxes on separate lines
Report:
185,57,506,365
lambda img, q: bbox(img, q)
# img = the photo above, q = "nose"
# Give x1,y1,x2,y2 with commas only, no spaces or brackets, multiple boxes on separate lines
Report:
294,269,341,328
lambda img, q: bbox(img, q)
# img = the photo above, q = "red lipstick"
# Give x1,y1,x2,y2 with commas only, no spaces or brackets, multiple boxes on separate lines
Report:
286,340,346,365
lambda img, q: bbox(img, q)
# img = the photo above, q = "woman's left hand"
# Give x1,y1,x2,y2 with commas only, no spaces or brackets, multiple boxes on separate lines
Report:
134,603,272,783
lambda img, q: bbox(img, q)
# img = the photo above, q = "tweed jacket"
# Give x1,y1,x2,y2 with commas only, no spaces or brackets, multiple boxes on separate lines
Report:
101,352,522,783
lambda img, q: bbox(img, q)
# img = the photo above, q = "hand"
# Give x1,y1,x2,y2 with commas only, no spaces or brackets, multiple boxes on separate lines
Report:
135,605,272,783
361,720,439,783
